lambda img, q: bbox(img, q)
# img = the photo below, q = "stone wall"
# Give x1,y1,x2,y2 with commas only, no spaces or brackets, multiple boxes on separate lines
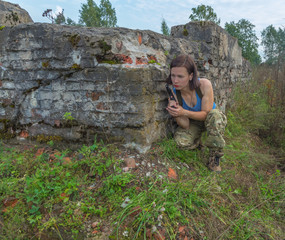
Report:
0,20,250,152
0,0,33,26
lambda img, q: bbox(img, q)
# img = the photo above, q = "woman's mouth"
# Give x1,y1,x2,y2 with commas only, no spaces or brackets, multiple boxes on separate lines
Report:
174,85,179,88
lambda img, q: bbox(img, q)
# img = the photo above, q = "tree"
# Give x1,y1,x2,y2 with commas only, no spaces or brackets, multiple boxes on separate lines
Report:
79,0,117,27
261,25,285,65
225,19,261,65
189,4,220,25
42,9,65,25
161,18,170,36
66,17,78,26
54,9,65,25
261,25,285,84
99,0,117,27
42,8,80,26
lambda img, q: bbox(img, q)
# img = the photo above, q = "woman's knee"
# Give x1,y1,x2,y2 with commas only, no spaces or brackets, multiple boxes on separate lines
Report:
205,109,227,132
204,109,227,149
174,127,200,149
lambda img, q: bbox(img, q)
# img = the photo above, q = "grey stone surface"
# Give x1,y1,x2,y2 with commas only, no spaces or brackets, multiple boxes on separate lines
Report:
0,0,33,26
0,16,250,152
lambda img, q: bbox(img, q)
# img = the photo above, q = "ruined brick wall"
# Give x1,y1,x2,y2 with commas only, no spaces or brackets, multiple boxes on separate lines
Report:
0,21,250,152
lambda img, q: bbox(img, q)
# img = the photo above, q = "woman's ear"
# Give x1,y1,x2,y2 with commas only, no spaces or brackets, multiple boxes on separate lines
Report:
189,73,193,80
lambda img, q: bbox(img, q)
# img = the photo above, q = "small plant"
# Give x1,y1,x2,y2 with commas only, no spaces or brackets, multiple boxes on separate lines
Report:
74,137,113,177
99,40,112,54
36,135,62,143
41,61,50,68
148,59,157,64
100,172,134,197
183,27,189,36
71,63,81,69
81,202,107,217
63,112,75,121
67,33,80,46
47,140,54,147
24,163,79,224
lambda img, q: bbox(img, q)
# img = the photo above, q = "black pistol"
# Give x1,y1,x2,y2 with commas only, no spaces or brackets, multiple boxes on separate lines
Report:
165,84,178,108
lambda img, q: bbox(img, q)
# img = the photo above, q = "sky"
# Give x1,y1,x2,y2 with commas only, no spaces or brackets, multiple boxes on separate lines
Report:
9,0,285,53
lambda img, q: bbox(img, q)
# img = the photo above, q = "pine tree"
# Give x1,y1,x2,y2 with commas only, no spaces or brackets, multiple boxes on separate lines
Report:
79,0,117,27
161,18,170,36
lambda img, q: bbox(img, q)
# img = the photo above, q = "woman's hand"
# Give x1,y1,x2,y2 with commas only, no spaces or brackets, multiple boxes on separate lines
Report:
166,100,190,129
168,98,177,108
166,100,185,118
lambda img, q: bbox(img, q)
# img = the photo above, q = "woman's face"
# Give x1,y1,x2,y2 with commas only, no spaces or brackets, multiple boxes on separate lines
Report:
171,67,192,90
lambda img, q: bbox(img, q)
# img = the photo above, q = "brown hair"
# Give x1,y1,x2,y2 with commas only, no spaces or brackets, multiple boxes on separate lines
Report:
166,54,200,90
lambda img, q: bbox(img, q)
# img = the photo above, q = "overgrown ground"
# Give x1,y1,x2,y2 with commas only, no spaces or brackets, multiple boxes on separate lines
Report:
1,79,285,239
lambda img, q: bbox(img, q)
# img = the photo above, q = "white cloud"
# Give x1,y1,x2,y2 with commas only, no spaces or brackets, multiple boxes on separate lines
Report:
55,5,63,14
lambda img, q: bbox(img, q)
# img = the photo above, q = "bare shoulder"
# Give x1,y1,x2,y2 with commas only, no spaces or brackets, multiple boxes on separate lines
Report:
199,78,213,92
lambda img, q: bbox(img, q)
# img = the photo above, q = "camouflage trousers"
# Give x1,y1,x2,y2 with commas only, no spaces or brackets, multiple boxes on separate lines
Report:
174,109,227,151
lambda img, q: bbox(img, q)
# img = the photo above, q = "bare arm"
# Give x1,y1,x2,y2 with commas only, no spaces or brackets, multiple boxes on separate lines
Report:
166,100,190,129
166,79,214,123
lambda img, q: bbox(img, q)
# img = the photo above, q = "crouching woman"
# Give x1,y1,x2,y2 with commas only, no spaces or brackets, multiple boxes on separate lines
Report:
166,54,227,172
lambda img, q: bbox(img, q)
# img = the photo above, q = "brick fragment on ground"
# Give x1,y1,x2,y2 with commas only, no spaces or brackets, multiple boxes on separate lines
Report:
91,221,100,228
124,157,136,168
168,168,177,180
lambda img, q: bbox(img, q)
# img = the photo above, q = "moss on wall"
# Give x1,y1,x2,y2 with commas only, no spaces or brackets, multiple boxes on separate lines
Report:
68,34,81,48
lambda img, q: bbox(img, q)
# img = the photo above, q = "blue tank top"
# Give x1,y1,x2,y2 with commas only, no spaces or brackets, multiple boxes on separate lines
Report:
173,88,216,112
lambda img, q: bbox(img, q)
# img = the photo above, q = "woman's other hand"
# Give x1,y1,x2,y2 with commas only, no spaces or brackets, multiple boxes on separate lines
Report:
166,101,184,118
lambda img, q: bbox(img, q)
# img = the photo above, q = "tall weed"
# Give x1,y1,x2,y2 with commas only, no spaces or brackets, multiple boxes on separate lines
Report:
228,77,285,152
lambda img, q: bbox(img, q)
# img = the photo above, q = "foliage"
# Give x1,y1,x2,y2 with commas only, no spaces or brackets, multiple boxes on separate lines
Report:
189,4,220,25
260,26,285,110
42,0,118,27
63,112,75,121
42,8,79,26
42,9,65,25
24,162,79,224
251,65,285,149
99,0,117,27
228,81,271,133
227,69,285,151
261,25,285,65
79,0,117,27
54,10,66,25
161,18,170,36
225,19,261,65
66,17,78,26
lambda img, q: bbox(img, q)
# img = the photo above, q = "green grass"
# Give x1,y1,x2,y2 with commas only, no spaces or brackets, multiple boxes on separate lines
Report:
0,128,284,239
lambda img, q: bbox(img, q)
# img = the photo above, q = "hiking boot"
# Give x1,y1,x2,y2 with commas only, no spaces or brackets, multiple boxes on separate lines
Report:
208,150,223,172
